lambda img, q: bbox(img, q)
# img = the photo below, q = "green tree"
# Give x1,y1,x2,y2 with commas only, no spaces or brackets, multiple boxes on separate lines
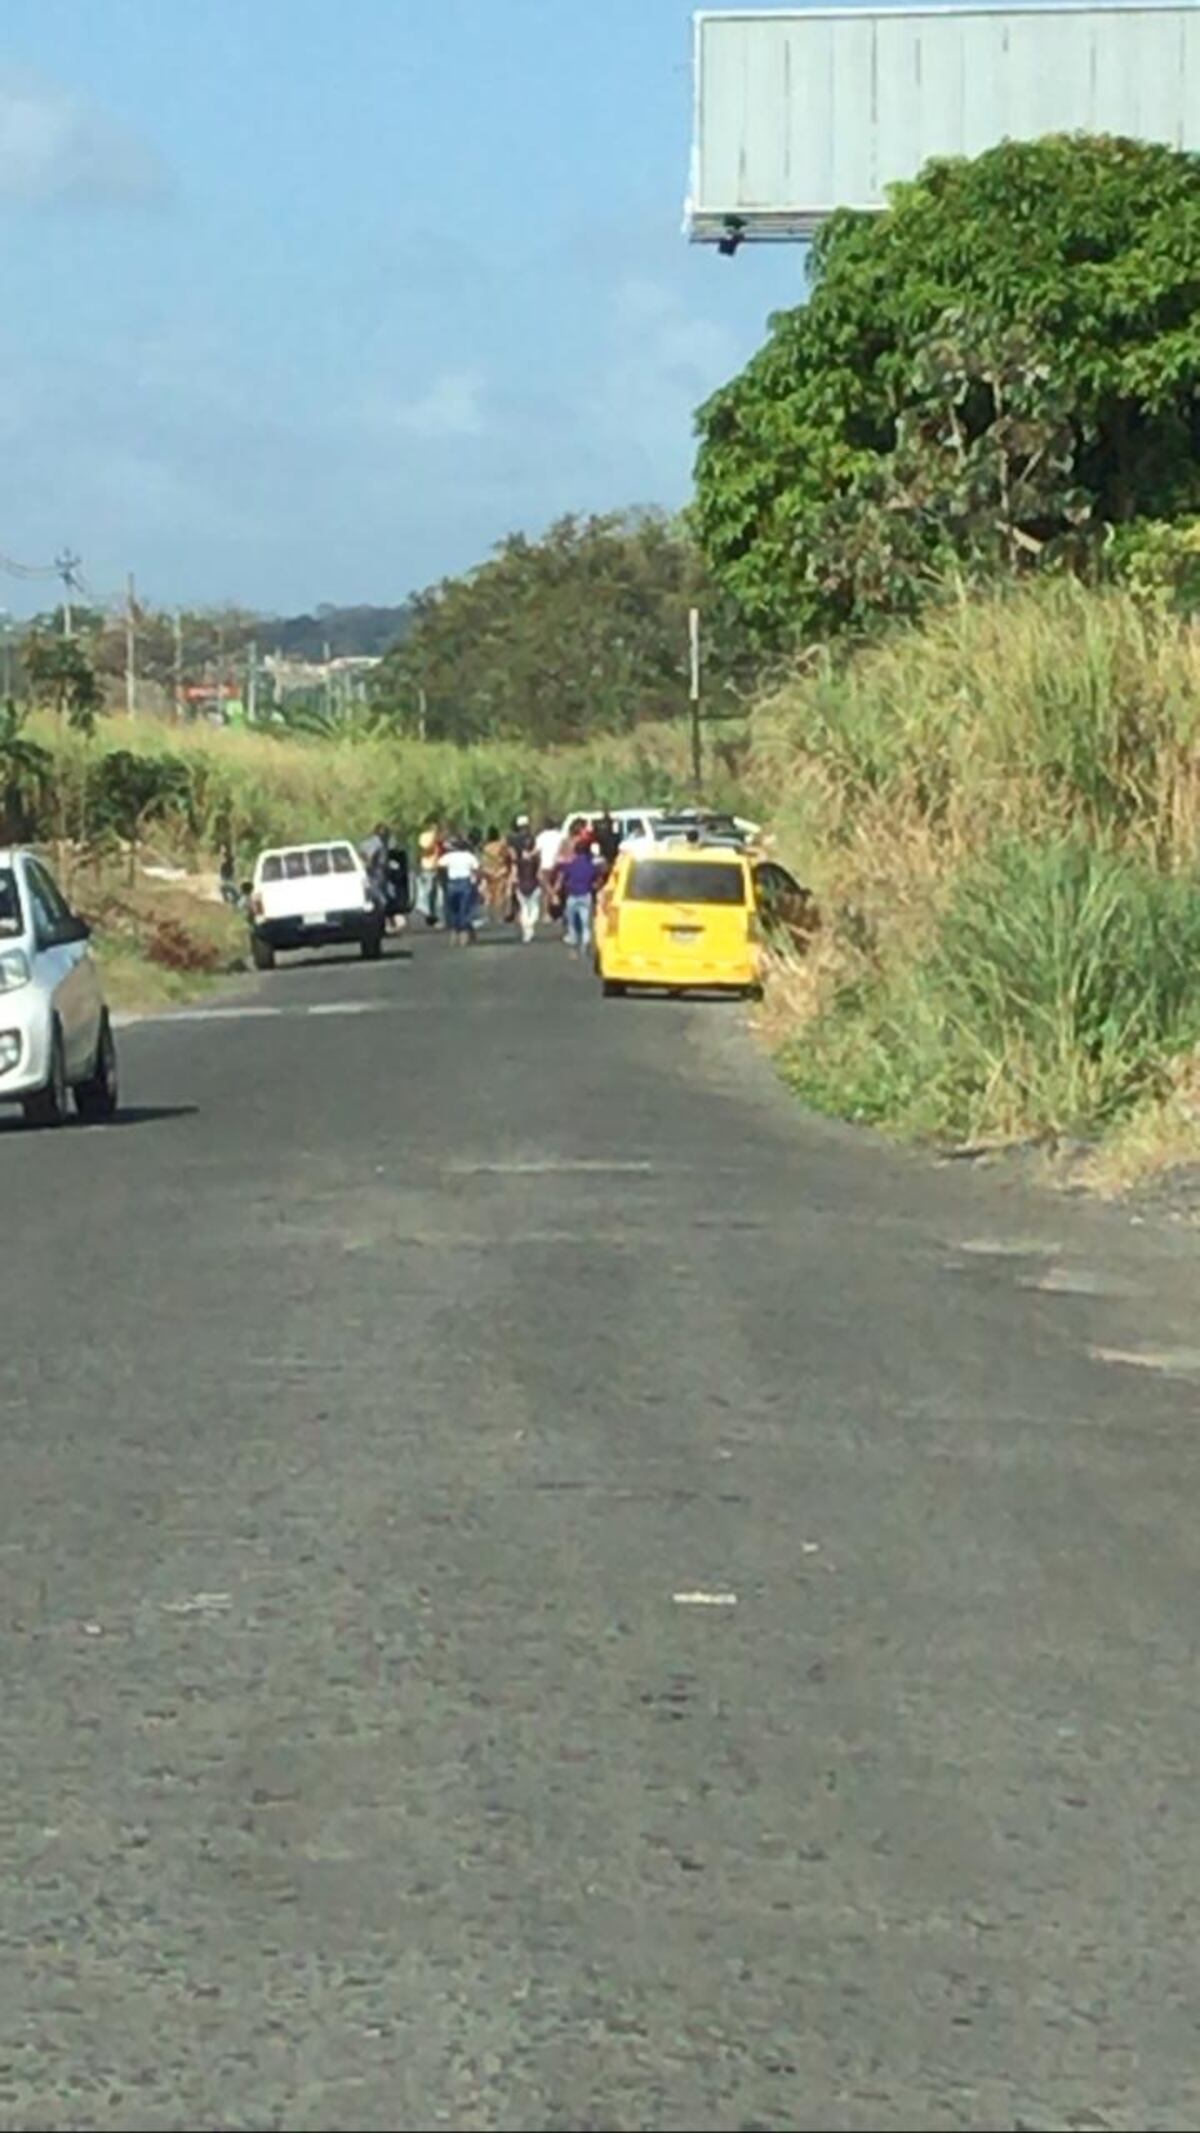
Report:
694,135,1200,644
90,749,193,881
371,510,752,746
0,701,52,838
24,631,104,733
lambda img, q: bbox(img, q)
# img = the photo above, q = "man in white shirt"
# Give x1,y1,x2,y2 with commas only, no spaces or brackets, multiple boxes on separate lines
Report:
535,819,564,929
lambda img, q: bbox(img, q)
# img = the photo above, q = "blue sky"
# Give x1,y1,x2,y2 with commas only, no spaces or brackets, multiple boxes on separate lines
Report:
0,0,797,616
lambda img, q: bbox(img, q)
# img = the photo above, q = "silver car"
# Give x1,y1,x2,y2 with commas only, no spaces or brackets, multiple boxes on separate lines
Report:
0,848,118,1126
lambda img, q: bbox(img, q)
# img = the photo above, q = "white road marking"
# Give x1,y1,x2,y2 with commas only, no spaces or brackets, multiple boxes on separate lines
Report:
450,1158,654,1176
117,1001,393,1028
1021,1265,1131,1296
673,1590,738,1607
114,1007,281,1027
1090,1345,1200,1377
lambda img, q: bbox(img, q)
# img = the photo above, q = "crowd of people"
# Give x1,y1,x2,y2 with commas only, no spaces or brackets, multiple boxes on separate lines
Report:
388,812,624,951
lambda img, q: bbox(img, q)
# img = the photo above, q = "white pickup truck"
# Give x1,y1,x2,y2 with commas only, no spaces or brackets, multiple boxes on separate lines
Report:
247,841,384,970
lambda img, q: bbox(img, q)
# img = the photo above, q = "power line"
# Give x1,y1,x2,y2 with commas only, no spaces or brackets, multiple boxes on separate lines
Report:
0,550,60,581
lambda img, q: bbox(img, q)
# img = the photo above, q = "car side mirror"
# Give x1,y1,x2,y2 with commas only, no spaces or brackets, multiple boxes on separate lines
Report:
64,913,91,943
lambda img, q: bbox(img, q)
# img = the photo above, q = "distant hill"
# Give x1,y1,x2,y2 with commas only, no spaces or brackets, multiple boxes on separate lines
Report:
257,603,414,660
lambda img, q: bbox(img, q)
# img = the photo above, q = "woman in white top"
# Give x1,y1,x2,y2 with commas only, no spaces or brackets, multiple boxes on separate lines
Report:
439,833,481,946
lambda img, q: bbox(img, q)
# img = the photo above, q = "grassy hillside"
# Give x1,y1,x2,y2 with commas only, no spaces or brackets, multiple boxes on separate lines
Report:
743,581,1200,1184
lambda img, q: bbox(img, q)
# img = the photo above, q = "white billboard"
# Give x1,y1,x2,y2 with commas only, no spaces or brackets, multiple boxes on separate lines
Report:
687,4,1200,242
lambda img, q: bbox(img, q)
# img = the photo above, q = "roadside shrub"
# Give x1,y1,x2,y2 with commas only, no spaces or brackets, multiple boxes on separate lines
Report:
782,838,1200,1141
931,840,1200,1121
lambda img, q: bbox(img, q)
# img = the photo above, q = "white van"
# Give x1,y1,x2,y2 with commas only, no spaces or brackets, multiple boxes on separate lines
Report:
248,841,384,970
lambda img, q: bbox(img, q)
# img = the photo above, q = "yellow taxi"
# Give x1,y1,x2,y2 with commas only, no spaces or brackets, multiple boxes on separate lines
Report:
594,840,762,997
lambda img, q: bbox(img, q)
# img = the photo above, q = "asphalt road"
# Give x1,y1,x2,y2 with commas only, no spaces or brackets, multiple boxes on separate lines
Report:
4,924,1200,2132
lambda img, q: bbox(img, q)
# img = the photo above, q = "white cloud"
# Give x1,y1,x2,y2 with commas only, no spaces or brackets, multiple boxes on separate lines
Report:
388,368,487,441
0,68,171,207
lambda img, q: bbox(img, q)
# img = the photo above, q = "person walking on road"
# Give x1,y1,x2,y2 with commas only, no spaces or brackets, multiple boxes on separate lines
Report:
440,831,480,946
535,818,564,932
384,837,410,931
561,834,601,957
415,821,442,928
480,825,513,924
595,809,621,870
509,816,542,943
360,822,390,919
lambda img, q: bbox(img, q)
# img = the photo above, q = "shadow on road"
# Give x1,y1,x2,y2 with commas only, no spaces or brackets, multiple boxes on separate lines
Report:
606,989,753,1008
105,1104,201,1127
269,947,415,972
0,1103,200,1136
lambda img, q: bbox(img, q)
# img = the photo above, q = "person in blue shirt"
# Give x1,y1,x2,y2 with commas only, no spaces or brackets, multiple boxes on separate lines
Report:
560,835,601,956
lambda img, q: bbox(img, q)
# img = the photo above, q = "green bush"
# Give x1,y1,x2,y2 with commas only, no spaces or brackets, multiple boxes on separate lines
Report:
1106,518,1200,616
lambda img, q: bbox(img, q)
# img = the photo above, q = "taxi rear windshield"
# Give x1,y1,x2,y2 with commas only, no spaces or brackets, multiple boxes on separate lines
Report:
625,859,745,906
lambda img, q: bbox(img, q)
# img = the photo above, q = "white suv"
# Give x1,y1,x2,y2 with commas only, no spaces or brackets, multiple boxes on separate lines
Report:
0,848,119,1126
559,808,664,850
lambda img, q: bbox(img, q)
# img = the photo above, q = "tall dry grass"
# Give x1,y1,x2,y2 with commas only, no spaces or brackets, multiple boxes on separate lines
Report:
28,715,718,863
745,582,1200,1149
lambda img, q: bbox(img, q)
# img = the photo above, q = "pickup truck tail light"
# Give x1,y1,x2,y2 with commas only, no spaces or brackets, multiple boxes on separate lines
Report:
250,892,264,919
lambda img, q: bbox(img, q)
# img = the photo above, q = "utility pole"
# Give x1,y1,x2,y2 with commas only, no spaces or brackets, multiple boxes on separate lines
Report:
323,639,333,722
124,572,137,719
55,548,81,638
173,610,184,722
0,612,11,703
216,621,225,722
246,640,258,722
688,605,703,798
417,683,427,743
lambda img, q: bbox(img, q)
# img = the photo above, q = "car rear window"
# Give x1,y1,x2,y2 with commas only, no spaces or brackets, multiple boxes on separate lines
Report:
261,845,358,882
625,859,746,906
0,867,22,936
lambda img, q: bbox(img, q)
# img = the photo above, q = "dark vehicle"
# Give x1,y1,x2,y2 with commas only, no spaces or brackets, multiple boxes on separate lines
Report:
754,860,820,953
